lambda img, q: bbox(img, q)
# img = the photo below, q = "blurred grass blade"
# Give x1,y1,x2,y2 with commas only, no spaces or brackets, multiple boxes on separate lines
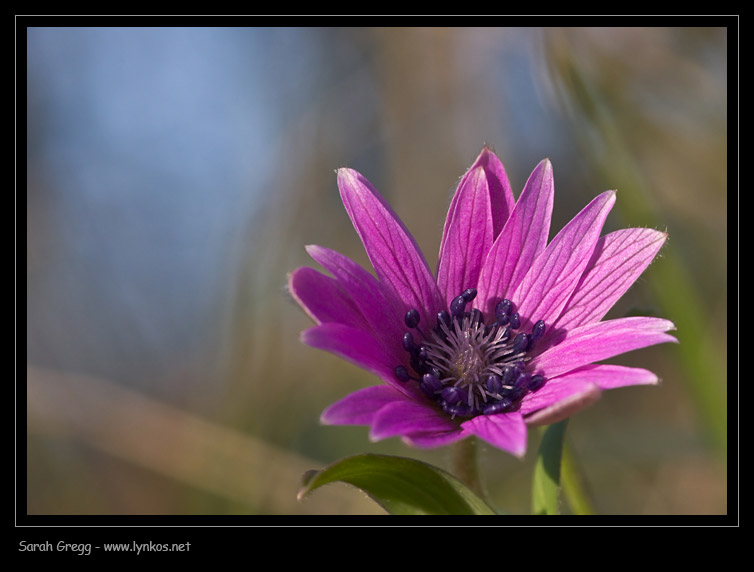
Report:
532,420,568,515
298,453,497,515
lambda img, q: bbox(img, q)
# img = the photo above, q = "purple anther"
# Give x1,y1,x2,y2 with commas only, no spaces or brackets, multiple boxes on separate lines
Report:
404,309,421,329
501,366,517,385
395,366,411,383
443,403,472,418
485,374,502,394
495,299,512,316
450,295,467,318
482,398,513,415
512,332,529,354
514,372,530,389
461,288,477,303
528,374,546,392
530,320,546,345
402,332,417,353
436,310,451,329
503,385,527,401
421,372,443,394
496,311,510,326
441,386,465,404
509,312,520,329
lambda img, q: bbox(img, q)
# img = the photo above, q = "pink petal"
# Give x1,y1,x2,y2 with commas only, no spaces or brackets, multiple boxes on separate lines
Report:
401,429,466,448
475,159,554,317
519,364,659,426
523,383,601,427
305,244,405,359
370,400,460,441
530,316,677,379
301,323,406,392
584,364,660,390
320,385,410,426
337,168,443,327
436,166,494,304
468,146,515,238
437,147,515,304
288,267,368,331
552,228,668,334
512,190,616,332
460,411,528,458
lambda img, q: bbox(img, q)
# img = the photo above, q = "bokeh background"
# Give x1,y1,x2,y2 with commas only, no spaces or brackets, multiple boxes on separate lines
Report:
26,26,728,516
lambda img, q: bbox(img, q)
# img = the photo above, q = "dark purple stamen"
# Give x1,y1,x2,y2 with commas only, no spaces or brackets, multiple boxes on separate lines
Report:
531,320,546,342
461,288,477,303
470,308,483,326
512,332,529,354
495,299,512,316
509,313,520,330
437,310,451,327
441,386,465,404
501,366,517,386
443,403,472,417
503,385,527,401
395,366,412,382
449,295,467,319
395,290,548,419
485,374,502,395
528,374,546,392
514,372,530,389
420,372,443,397
404,309,421,329
402,332,417,353
482,398,513,415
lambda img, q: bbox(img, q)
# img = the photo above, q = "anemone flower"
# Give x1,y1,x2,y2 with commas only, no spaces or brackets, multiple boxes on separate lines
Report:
289,147,676,457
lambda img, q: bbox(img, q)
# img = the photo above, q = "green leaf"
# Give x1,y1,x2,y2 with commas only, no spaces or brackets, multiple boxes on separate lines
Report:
298,453,496,515
531,420,568,515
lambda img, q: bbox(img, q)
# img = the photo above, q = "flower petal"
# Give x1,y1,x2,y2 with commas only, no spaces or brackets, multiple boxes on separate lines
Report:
530,316,677,379
583,364,660,390
401,429,466,448
476,159,554,317
512,190,616,332
460,412,527,458
523,381,601,427
337,168,443,327
305,244,404,359
288,267,368,331
370,400,460,441
520,368,602,416
301,323,405,392
552,228,668,334
519,363,658,423
436,166,494,304
437,147,515,304
320,385,410,426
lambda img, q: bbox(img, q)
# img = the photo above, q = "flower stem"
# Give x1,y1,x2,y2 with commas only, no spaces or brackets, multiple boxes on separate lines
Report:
452,436,486,500
532,419,569,514
561,440,596,515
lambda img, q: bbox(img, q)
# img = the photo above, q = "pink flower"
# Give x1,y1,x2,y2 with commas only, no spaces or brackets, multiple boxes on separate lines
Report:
289,147,677,457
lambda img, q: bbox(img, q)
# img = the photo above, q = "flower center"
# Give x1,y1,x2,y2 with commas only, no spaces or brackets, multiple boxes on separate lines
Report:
395,288,547,418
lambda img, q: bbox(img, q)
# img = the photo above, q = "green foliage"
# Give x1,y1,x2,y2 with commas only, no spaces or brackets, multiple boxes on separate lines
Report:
298,453,497,515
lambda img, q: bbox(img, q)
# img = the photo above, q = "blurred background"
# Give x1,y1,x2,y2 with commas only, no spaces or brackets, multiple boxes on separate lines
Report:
25,26,728,516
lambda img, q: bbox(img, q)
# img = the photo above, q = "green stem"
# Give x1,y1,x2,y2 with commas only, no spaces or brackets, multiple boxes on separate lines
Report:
560,440,596,515
451,436,485,500
532,420,569,515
